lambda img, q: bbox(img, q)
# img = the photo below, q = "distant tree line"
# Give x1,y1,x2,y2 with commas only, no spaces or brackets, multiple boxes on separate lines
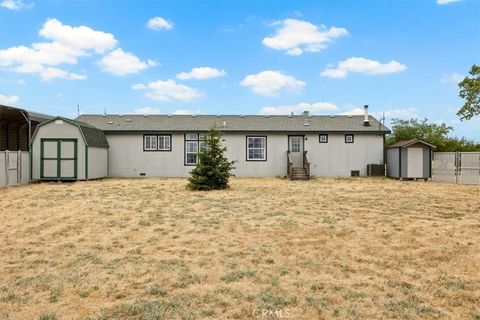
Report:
386,118,480,152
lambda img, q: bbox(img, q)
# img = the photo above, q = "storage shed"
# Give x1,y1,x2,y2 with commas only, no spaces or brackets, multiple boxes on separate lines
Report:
386,139,435,180
31,117,109,181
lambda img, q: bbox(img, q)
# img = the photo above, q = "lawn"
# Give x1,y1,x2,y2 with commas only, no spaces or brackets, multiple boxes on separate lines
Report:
0,177,479,319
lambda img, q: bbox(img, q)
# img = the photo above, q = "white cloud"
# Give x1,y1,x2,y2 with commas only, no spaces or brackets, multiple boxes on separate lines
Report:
262,19,348,56
441,73,463,85
0,18,118,80
13,63,86,80
134,107,161,114
132,79,203,102
0,93,19,105
98,49,157,75
39,18,117,53
172,109,196,115
240,70,305,96
0,18,153,80
0,0,32,10
146,17,174,31
437,0,461,4
340,108,365,116
176,67,226,80
321,57,406,78
261,102,338,115
340,107,418,119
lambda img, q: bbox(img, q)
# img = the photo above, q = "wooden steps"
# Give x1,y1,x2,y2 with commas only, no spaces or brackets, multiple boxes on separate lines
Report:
291,167,310,180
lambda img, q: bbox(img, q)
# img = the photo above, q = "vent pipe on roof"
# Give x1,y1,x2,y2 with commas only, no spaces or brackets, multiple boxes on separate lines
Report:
363,105,370,126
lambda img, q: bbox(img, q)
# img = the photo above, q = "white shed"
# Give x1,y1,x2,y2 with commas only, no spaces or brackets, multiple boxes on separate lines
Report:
31,117,109,181
387,139,435,180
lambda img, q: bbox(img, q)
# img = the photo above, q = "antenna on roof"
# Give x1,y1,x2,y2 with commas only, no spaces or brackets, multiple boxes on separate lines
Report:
104,107,107,116
77,104,80,117
379,112,385,131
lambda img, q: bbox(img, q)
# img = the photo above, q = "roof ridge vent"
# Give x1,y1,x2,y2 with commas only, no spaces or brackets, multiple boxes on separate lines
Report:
217,115,221,118
144,114,148,117
126,118,132,122
119,114,124,117
348,115,352,118
192,115,196,118
240,115,245,118
264,115,269,118
330,115,335,118
168,114,172,117
107,121,113,124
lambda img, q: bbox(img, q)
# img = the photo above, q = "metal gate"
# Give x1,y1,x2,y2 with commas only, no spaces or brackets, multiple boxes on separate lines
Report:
432,152,480,185
0,151,30,187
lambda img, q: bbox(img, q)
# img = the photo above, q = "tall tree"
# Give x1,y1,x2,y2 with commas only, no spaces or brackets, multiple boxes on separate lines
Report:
457,65,480,120
386,118,480,152
187,128,235,191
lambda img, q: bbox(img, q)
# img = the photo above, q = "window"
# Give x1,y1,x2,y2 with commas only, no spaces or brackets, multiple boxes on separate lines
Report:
143,134,171,151
291,137,301,152
345,134,354,143
144,135,158,150
185,133,206,165
319,134,328,143
246,136,267,161
158,135,171,151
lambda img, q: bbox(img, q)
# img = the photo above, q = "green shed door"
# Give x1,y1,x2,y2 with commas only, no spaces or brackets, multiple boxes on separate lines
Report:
40,139,78,180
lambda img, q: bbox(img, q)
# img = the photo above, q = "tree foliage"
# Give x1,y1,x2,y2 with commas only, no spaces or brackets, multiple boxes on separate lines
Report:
457,64,480,120
386,118,480,152
187,128,235,191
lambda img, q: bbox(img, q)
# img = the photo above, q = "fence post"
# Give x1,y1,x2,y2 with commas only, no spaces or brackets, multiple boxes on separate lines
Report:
455,152,459,184
18,150,22,184
5,150,8,187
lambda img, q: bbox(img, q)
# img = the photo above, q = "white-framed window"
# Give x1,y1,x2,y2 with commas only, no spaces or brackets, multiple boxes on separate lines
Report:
345,134,354,143
144,135,158,150
144,134,171,151
185,133,206,165
246,136,266,161
319,134,328,143
291,137,301,152
158,135,171,151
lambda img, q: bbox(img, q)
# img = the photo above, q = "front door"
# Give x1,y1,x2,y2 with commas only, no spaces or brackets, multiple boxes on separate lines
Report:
289,136,304,167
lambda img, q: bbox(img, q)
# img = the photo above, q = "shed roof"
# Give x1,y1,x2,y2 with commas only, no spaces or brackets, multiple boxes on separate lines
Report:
35,117,109,148
76,114,391,133
387,139,436,149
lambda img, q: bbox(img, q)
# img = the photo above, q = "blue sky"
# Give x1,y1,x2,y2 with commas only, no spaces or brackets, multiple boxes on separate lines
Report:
0,0,479,139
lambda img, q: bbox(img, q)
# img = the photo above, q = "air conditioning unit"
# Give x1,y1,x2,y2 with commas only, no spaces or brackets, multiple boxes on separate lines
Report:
367,164,385,177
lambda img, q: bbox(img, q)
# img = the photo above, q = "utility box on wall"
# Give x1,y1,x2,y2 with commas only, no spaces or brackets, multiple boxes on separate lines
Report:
386,139,435,180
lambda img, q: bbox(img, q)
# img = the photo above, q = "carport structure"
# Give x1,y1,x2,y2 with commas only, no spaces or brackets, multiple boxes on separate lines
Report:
0,105,52,187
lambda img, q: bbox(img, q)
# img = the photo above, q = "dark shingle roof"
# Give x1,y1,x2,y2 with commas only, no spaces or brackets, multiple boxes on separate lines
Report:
387,139,435,148
36,117,109,148
76,114,391,133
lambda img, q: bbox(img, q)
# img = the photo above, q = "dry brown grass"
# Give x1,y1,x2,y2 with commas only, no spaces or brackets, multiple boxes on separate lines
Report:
0,177,479,320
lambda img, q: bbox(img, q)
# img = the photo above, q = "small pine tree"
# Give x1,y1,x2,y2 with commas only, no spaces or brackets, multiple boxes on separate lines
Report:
187,128,235,190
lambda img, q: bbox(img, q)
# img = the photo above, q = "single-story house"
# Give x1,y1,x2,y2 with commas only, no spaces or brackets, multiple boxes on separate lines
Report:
56,105,391,180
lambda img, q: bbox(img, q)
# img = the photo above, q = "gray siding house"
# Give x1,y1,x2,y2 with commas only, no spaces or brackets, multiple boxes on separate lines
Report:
73,106,390,179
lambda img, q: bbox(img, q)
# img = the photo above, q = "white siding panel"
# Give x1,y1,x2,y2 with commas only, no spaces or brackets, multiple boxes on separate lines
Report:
307,134,384,177
106,132,384,178
88,147,108,179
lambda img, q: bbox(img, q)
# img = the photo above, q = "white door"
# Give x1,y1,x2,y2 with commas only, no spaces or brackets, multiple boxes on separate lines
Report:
407,148,423,178
289,136,304,167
